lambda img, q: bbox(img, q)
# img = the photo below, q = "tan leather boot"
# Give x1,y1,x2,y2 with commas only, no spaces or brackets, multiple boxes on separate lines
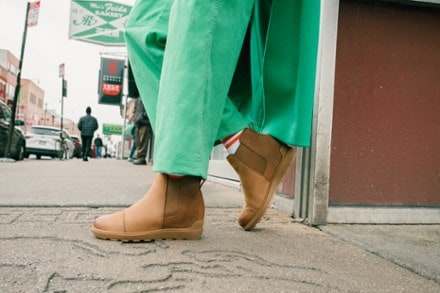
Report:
91,174,205,241
227,129,295,231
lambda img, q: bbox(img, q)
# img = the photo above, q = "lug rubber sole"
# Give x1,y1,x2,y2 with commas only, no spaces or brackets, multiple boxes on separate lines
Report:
91,220,204,242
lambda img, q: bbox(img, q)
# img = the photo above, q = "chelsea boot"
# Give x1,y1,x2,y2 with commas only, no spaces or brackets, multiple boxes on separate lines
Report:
227,129,295,231
91,174,205,241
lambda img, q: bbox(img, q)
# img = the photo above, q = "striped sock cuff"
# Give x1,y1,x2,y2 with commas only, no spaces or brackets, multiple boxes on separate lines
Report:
221,130,243,155
167,174,184,179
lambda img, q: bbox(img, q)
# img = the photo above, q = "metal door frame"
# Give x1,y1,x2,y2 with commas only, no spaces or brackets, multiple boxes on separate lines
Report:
294,0,340,225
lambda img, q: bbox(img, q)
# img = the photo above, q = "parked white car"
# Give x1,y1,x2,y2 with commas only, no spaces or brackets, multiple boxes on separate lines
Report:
25,125,74,160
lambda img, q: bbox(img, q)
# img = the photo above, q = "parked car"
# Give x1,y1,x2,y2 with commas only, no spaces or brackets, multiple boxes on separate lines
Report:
70,135,82,158
25,125,74,159
0,101,26,160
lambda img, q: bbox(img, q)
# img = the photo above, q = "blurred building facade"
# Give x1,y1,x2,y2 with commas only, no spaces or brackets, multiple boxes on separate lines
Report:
0,49,79,135
0,49,19,105
19,79,44,131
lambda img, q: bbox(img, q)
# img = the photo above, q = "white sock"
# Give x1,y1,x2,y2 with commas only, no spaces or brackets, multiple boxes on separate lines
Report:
221,130,243,155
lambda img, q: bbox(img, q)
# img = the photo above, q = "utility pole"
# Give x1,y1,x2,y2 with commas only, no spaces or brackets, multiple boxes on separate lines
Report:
59,63,66,132
4,3,30,159
3,1,40,160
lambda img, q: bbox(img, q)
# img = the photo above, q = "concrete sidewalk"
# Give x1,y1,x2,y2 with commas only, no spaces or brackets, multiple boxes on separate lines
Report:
0,159,439,292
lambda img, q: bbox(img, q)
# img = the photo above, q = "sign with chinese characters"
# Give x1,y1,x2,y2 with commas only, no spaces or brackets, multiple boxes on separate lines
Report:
98,57,125,105
69,0,132,46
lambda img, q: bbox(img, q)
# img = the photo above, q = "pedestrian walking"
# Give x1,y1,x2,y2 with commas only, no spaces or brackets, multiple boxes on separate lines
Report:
131,98,152,165
78,106,99,162
94,135,103,158
127,124,136,162
92,0,321,241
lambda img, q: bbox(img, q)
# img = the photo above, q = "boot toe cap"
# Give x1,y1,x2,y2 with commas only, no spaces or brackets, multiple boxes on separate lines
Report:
92,212,124,232
238,207,258,230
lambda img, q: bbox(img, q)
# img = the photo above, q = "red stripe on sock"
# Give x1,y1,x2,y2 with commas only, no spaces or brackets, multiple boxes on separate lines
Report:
224,134,240,149
168,174,183,179
221,134,234,144
222,131,243,148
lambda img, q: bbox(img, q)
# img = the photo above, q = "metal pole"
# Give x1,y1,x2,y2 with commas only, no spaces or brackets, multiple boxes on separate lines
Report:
120,57,128,160
60,78,64,132
4,2,29,159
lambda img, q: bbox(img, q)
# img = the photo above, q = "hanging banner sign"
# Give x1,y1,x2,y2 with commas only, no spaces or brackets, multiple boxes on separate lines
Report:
59,63,65,78
98,57,124,105
27,1,41,27
102,123,123,135
69,0,132,46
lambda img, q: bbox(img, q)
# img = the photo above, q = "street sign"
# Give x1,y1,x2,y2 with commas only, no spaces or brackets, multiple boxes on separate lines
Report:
59,63,65,78
102,123,123,135
62,79,68,97
69,0,132,46
27,1,41,27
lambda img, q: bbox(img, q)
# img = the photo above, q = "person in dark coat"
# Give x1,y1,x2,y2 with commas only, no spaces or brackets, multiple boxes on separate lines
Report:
78,106,99,162
132,98,153,165
127,124,136,162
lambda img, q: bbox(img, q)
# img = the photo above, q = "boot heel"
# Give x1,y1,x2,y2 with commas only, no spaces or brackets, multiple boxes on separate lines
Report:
182,220,204,239
159,220,204,240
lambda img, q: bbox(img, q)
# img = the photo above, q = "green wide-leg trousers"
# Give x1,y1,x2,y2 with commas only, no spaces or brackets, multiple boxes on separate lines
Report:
125,0,321,179
125,0,255,178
